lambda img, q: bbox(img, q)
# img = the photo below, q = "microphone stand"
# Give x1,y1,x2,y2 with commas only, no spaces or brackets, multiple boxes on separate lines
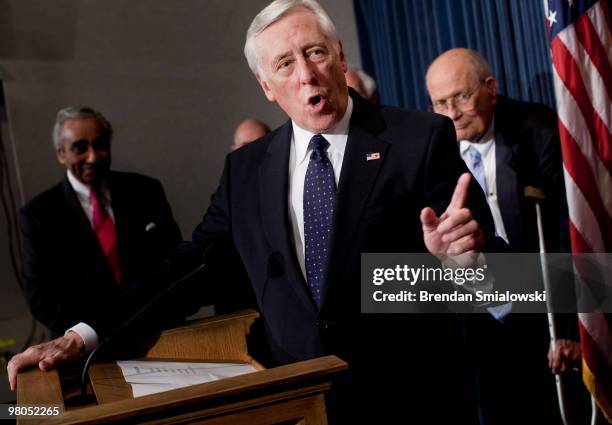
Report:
80,262,207,397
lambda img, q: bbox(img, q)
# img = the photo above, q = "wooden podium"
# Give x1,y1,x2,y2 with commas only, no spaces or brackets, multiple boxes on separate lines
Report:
16,310,347,424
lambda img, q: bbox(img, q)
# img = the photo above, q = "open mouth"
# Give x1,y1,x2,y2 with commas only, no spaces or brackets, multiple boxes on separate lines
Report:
309,95,322,106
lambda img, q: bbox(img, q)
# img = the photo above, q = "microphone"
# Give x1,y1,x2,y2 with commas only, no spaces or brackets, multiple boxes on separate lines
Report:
80,243,216,397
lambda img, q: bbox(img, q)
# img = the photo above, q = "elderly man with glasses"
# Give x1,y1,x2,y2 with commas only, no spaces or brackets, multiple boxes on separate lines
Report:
426,48,580,424
427,48,568,255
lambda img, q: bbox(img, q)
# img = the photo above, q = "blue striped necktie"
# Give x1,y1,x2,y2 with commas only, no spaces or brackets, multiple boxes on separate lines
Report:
466,145,487,194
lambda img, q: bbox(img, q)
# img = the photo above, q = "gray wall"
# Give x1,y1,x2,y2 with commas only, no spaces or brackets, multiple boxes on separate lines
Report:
0,0,360,233
0,0,360,400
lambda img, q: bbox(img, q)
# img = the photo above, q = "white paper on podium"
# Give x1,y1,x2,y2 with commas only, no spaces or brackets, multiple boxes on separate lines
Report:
116,360,258,397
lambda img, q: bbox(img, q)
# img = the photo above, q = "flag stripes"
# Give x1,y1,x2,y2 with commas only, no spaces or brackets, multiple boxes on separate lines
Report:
547,0,612,419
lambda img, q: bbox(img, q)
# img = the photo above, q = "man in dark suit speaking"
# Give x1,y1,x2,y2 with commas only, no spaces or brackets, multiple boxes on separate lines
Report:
9,1,501,422
19,106,182,337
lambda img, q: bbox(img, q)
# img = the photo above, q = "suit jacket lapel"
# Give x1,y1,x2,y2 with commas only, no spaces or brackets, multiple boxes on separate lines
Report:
107,172,129,273
322,95,388,306
258,121,315,312
61,177,91,230
495,129,523,250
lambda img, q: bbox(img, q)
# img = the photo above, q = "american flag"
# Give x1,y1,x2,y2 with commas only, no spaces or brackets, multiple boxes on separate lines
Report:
545,0,612,419
366,152,381,161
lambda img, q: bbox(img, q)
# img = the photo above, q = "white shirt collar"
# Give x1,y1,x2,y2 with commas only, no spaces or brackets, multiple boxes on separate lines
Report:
459,117,495,157
66,170,110,204
67,170,91,204
292,97,353,166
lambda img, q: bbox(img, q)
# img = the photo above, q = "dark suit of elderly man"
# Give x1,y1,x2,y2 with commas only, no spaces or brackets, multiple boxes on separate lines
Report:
9,2,503,423
427,48,576,425
19,106,182,337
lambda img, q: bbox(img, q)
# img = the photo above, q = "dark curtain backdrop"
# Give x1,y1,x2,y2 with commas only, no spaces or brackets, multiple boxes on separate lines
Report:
354,0,556,111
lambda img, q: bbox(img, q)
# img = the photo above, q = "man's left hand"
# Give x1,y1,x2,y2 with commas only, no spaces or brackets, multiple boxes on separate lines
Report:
421,173,485,262
549,339,581,374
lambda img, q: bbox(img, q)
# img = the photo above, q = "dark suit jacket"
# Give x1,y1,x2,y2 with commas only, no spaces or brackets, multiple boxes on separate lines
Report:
20,171,182,336
89,92,500,422
493,95,569,253
193,91,498,359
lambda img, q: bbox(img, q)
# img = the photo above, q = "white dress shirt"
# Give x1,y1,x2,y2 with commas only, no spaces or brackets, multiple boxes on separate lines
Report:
459,121,512,320
66,170,115,225
458,119,508,244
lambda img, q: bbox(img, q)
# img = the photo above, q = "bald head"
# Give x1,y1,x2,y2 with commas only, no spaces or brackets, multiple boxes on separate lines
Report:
345,67,378,103
231,118,270,151
426,48,492,88
345,68,367,98
426,48,497,142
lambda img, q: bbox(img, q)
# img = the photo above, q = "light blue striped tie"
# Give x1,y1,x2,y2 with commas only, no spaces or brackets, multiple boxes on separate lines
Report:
466,145,487,194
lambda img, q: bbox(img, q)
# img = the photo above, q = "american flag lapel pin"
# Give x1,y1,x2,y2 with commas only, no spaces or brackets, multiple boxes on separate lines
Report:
366,152,381,161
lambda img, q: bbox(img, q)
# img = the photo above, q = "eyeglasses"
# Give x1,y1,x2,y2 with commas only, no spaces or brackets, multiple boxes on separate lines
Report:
429,81,485,113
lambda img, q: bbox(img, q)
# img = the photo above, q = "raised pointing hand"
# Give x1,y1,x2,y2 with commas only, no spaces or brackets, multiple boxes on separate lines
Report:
421,173,484,260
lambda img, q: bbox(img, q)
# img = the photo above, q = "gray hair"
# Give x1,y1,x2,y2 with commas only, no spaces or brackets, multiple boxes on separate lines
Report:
244,0,339,79
52,106,113,150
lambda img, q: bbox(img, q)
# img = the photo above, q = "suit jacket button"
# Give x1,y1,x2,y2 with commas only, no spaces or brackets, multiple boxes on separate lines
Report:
317,320,328,330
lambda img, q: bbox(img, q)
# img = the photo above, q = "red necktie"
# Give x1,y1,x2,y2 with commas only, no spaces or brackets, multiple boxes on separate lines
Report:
90,189,121,285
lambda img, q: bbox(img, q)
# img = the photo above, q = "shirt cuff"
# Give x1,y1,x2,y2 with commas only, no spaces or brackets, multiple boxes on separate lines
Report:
443,253,493,293
487,301,513,322
66,322,99,353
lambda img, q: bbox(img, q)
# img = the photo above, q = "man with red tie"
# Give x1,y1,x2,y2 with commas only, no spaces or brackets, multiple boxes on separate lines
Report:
19,106,183,337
